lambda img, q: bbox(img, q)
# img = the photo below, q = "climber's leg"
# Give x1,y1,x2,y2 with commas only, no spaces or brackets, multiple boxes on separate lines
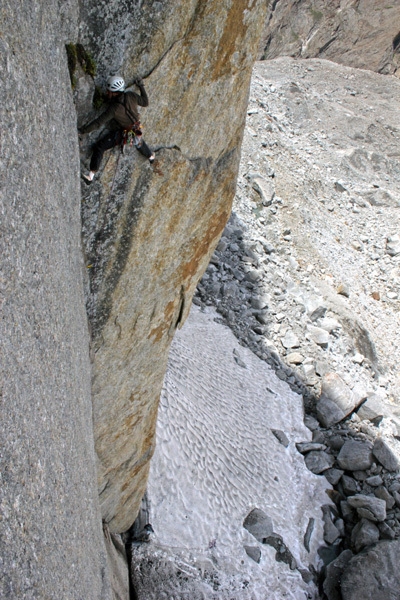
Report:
83,131,122,183
135,137,155,163
90,131,121,171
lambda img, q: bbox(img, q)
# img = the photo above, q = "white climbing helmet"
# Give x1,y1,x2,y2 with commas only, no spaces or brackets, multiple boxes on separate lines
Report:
107,75,125,92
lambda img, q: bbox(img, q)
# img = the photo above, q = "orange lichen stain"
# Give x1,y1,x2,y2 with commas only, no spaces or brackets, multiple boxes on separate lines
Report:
211,0,250,80
120,440,156,493
152,160,164,177
124,412,143,431
148,298,176,342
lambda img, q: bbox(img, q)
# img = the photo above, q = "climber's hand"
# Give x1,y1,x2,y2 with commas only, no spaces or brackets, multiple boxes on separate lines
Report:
134,77,144,86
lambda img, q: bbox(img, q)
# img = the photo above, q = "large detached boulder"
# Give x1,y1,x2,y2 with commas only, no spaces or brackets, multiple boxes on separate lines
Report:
79,0,268,532
340,540,400,600
316,373,365,427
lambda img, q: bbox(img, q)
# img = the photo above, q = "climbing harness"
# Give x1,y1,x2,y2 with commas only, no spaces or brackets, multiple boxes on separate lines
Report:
117,91,146,153
121,121,143,154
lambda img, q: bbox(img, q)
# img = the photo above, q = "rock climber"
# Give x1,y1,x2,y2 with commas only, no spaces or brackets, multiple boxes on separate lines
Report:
79,75,155,183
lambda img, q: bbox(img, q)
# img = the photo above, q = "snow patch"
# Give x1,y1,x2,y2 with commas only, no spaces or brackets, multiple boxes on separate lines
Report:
133,305,330,599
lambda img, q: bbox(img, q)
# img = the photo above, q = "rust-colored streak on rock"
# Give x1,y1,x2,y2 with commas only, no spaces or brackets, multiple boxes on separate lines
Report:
149,299,176,342
181,209,229,281
80,0,268,533
212,0,250,80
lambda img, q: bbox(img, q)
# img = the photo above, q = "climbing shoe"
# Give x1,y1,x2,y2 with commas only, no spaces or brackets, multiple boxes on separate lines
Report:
82,171,94,185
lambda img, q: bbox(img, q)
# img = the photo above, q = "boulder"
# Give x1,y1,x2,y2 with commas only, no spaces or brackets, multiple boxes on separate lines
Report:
244,545,262,563
374,486,396,510
250,174,275,206
351,519,380,553
305,450,335,474
357,392,388,424
340,540,400,600
324,468,344,486
79,0,268,532
347,494,386,522
306,324,330,348
322,505,341,545
323,549,353,600
337,440,373,472
316,373,363,427
372,438,399,472
243,508,274,542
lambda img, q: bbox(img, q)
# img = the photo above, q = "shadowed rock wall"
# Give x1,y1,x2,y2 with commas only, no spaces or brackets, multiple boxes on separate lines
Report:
78,0,268,533
262,0,400,75
0,1,111,598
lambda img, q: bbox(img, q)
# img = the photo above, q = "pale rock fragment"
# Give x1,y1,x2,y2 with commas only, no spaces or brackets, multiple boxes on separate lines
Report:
317,373,363,427
372,438,399,472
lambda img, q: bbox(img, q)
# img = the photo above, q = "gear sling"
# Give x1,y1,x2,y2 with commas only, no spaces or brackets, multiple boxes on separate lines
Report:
120,94,150,156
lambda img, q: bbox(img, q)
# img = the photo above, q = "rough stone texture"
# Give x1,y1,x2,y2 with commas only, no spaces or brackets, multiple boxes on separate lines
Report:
322,505,340,545
337,440,373,471
324,468,344,486
351,518,380,553
357,393,387,424
340,540,400,600
323,549,353,600
347,494,386,522
374,486,396,510
78,0,268,533
0,2,111,598
261,0,400,76
304,450,334,474
103,526,130,600
372,437,399,472
316,373,362,427
243,508,274,542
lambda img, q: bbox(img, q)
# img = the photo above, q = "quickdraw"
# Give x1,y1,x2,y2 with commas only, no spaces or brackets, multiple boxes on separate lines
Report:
121,121,144,153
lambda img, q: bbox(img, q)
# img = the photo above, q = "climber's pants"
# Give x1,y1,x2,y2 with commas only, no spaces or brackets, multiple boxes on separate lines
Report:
90,130,153,171
134,138,153,159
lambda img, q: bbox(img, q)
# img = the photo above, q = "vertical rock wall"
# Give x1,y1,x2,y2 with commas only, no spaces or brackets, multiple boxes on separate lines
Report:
0,2,111,598
78,0,268,533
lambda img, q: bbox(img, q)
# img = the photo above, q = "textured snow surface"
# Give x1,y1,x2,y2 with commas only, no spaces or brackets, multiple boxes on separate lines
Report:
133,306,330,599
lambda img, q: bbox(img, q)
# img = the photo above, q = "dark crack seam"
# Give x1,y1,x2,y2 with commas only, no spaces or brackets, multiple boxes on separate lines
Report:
128,1,207,83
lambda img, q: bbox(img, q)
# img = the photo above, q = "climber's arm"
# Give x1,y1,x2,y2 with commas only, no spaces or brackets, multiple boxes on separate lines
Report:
79,104,118,134
134,78,149,108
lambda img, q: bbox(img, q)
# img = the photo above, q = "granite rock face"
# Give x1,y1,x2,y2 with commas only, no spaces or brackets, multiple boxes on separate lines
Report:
78,0,267,533
262,0,400,75
0,2,111,599
1,0,267,596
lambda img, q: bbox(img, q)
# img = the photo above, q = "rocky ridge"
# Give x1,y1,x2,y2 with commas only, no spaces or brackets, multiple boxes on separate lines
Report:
194,57,400,598
262,0,400,75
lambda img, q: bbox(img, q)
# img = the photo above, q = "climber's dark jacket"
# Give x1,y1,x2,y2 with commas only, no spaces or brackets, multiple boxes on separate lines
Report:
81,85,149,134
